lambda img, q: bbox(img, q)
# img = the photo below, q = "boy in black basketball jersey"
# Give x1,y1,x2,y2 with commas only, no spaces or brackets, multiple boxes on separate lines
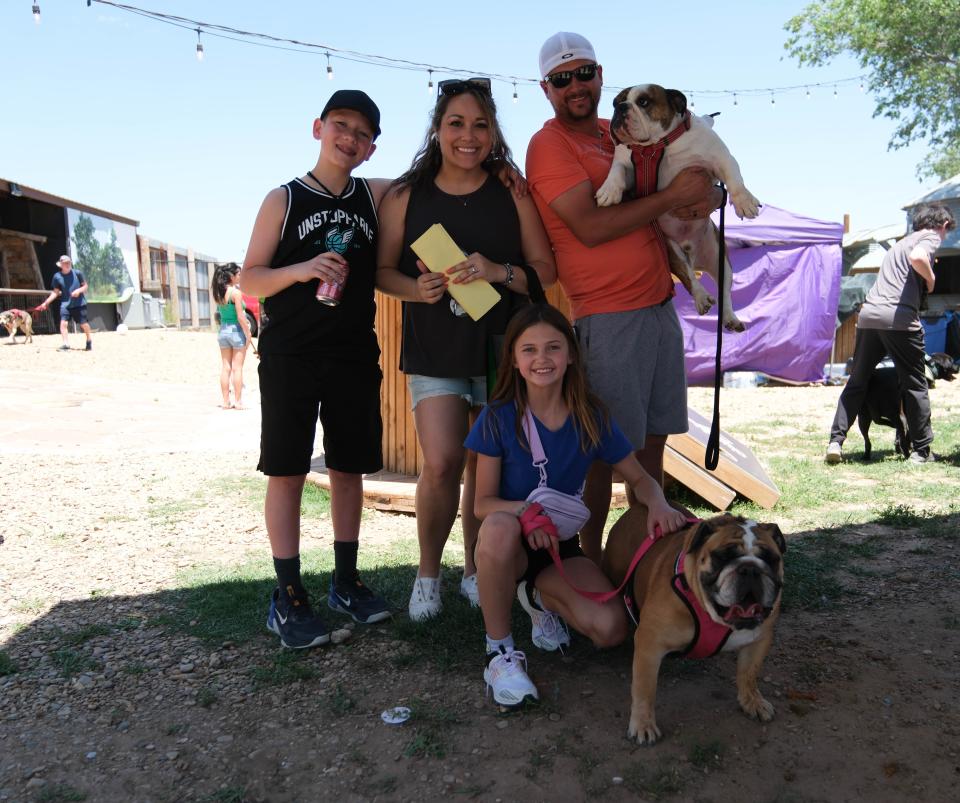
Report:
241,90,393,648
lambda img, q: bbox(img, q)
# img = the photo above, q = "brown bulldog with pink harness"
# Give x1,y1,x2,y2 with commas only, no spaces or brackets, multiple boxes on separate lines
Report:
601,507,786,745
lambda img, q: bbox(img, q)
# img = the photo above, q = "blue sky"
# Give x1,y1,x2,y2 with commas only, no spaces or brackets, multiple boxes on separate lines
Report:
1,0,934,261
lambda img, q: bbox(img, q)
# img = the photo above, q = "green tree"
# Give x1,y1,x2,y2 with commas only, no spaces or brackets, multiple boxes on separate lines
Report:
70,213,133,300
784,0,960,180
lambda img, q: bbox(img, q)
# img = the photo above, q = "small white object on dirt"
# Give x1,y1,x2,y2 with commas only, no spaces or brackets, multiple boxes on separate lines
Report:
381,706,411,725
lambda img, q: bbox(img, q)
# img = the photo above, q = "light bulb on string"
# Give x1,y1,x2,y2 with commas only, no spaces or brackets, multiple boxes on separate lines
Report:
770,92,775,106
32,3,40,23
512,82,518,104
805,87,811,100
732,93,738,106
833,85,838,99
195,28,204,61
326,52,333,81
859,80,864,92
427,69,433,94
689,93,695,110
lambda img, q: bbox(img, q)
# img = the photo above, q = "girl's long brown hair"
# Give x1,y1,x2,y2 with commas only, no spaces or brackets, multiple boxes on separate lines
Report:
487,304,609,452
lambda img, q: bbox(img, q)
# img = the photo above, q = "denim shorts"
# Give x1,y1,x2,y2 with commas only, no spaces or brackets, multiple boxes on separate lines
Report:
217,324,246,349
406,374,487,411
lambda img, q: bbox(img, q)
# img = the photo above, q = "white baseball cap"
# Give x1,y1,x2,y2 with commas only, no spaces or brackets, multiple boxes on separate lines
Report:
539,32,597,78
56,254,72,265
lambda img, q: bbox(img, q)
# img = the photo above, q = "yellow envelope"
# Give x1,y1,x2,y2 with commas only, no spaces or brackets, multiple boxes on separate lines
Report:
410,223,501,322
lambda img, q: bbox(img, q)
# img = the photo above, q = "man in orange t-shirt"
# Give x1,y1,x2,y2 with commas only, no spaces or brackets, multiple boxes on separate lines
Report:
526,32,720,562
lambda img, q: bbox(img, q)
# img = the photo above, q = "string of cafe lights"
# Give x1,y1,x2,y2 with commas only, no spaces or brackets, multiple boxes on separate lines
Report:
31,1,869,106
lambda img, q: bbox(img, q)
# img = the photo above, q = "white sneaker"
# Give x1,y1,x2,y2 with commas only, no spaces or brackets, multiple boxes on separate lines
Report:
484,647,538,708
825,441,843,464
459,573,480,607
517,581,570,652
408,576,441,621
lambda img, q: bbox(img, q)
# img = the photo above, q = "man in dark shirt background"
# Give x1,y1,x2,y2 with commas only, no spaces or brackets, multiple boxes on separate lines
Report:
39,255,93,351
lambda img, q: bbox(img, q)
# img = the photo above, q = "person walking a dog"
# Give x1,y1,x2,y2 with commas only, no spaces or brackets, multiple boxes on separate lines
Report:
240,90,392,648
826,202,956,464
525,32,720,563
210,262,254,409
466,303,686,707
38,255,93,351
376,78,555,622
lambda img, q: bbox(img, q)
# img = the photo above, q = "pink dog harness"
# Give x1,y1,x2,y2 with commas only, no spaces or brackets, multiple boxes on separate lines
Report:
670,551,732,659
631,111,691,197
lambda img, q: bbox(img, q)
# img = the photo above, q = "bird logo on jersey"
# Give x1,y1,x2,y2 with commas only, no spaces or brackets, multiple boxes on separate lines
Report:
323,226,355,255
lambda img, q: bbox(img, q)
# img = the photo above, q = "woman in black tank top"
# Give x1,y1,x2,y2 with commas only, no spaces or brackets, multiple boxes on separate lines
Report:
377,81,556,623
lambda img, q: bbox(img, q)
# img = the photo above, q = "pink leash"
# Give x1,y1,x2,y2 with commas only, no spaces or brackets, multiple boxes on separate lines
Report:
546,517,700,604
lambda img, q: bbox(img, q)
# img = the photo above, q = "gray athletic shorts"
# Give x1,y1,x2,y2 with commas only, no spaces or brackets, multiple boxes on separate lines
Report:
576,302,688,449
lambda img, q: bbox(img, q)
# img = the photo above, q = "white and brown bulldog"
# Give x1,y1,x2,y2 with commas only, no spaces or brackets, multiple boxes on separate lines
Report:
0,309,34,344
601,509,785,745
596,84,761,331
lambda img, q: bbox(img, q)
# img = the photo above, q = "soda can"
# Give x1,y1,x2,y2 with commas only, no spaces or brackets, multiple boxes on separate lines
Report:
316,265,349,306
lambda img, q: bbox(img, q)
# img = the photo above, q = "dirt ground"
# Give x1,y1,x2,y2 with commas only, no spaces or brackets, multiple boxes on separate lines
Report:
1,330,958,802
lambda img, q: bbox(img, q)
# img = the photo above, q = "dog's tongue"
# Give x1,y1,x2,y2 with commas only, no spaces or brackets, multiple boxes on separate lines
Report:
724,603,764,621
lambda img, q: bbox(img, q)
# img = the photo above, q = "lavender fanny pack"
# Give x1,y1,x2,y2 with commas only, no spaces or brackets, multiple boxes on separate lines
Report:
522,407,591,540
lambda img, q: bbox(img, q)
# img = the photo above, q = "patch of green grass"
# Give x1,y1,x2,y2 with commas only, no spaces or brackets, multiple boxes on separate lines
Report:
403,728,447,759
524,743,556,779
403,698,461,759
943,615,959,630
875,503,932,528
61,624,112,647
781,533,845,611
196,687,218,708
250,651,316,689
623,761,685,800
688,739,724,770
36,784,87,802
326,684,356,717
51,648,98,678
13,595,47,615
0,650,18,676
300,482,332,518
200,787,247,803
122,662,147,676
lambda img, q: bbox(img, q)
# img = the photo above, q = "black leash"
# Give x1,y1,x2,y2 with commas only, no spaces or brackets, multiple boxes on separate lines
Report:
704,184,728,472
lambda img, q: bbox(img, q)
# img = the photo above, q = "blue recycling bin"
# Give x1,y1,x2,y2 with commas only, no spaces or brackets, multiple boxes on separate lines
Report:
921,312,952,355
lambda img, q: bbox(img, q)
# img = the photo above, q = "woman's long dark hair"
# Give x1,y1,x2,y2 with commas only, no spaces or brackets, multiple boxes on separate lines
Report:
391,86,520,193
211,262,240,305
487,304,610,453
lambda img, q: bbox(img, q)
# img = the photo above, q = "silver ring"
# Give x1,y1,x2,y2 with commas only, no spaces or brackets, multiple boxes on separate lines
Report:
471,266,478,274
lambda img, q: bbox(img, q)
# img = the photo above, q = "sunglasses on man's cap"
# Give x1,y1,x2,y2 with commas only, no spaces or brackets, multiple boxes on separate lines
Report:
544,63,598,89
437,77,492,98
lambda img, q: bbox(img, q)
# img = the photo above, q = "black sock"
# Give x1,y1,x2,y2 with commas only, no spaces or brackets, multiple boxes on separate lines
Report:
273,555,307,600
333,541,359,586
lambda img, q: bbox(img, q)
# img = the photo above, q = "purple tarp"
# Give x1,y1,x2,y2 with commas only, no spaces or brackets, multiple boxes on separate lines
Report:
676,202,844,384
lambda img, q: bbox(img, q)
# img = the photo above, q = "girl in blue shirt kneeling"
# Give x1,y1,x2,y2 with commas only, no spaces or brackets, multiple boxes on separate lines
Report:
465,303,685,708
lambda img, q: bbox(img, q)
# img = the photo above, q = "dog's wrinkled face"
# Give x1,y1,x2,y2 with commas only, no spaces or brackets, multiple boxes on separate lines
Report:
0,311,16,333
687,515,785,631
610,84,688,146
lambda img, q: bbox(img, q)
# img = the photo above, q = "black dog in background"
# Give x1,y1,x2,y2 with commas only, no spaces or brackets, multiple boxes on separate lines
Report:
856,352,957,460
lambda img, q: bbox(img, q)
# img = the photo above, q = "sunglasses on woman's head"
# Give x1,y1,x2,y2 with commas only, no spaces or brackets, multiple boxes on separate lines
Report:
437,77,493,98
544,64,598,89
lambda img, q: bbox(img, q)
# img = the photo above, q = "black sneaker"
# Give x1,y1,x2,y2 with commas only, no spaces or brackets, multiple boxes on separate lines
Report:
58,344,70,351
85,340,92,351
327,573,391,624
266,587,330,649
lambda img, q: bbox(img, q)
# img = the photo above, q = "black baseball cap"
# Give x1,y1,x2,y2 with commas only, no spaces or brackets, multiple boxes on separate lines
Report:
320,90,381,139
